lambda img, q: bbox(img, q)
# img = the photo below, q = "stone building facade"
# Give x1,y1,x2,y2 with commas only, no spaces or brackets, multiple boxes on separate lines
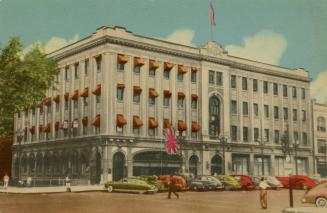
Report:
12,26,314,184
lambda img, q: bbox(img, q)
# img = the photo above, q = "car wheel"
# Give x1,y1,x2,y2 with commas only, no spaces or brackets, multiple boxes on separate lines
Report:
107,186,114,192
193,186,197,191
316,197,327,208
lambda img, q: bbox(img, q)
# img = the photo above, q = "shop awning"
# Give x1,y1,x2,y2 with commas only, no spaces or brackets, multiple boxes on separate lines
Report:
133,116,143,127
133,86,142,94
43,123,51,132
149,60,159,70
117,83,125,89
92,115,100,126
82,116,88,126
191,122,201,132
29,126,35,134
43,97,52,106
53,95,60,103
163,119,172,129
178,120,187,131
164,90,172,97
164,62,173,71
149,88,159,97
148,117,158,128
80,88,89,97
64,92,69,101
191,94,198,101
178,65,187,74
178,92,185,99
71,90,79,100
116,114,127,126
191,67,198,72
117,54,128,64
92,84,101,95
134,57,144,66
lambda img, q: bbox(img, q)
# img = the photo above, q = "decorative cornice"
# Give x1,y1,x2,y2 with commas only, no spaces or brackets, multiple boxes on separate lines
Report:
51,35,310,83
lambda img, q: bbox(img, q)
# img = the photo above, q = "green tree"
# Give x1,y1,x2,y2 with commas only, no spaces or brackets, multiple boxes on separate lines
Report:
0,37,59,137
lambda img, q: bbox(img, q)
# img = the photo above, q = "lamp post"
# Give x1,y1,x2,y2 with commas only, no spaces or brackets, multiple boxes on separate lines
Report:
177,131,185,174
293,140,300,175
218,134,228,175
16,129,24,180
258,138,265,176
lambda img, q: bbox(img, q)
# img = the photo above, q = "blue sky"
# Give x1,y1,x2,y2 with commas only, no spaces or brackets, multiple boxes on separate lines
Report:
1,0,327,101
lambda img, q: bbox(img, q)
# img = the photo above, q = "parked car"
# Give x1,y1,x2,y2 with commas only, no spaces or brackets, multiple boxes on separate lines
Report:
188,180,207,191
275,176,290,188
302,181,327,207
215,175,242,190
198,175,224,190
175,173,195,185
104,178,157,193
158,175,188,191
139,175,166,192
232,175,255,190
252,176,283,189
276,175,316,189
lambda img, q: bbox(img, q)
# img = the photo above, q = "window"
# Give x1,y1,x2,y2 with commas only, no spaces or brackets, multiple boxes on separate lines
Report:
264,129,269,143
318,140,326,154
253,79,258,92
209,97,220,136
96,95,101,104
83,125,88,135
65,66,69,81
149,96,156,105
117,88,124,101
243,127,248,142
283,85,288,97
190,71,196,82
134,65,141,73
302,110,306,121
83,97,88,107
301,88,305,99
191,99,197,109
294,131,299,142
32,108,35,116
231,75,236,88
177,97,184,108
133,93,140,103
264,105,269,118
191,132,198,139
149,68,156,76
85,59,89,75
148,128,155,136
17,112,20,118
274,106,279,119
116,126,123,134
117,63,124,71
253,103,259,116
263,81,268,94
283,107,288,120
64,100,68,110
25,111,28,117
163,96,170,107
164,70,170,79
231,126,237,141
273,83,278,95
216,72,223,85
73,99,78,108
293,109,298,121
133,127,140,135
95,126,100,135
177,73,183,81
231,100,237,114
292,87,297,98
56,102,60,112
302,132,308,145
254,128,259,142
96,57,101,72
242,77,248,90
74,63,79,79
317,116,326,132
209,71,215,84
40,107,43,114
274,130,280,144
243,102,248,115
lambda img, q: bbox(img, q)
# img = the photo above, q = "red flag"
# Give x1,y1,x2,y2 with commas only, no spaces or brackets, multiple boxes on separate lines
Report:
164,128,177,154
210,0,216,26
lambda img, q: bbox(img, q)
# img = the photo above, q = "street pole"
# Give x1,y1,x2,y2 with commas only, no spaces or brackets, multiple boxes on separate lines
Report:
178,131,184,174
294,141,299,175
222,138,225,175
261,140,265,176
324,145,327,176
17,131,23,181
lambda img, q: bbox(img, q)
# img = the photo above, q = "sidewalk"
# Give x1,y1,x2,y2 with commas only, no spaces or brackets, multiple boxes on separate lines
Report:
283,207,327,213
0,185,105,194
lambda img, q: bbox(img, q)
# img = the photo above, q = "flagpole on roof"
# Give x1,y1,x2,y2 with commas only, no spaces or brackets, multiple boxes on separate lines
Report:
210,0,216,41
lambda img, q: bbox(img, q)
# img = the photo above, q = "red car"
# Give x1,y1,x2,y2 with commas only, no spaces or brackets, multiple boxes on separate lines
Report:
276,175,316,189
158,175,188,191
232,175,255,190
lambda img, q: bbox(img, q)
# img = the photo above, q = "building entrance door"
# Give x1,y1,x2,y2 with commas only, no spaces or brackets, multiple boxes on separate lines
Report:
211,155,223,175
112,152,125,181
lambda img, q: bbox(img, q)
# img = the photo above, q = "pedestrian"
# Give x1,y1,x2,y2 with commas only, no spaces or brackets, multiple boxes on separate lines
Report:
259,177,269,209
167,174,179,199
3,173,9,189
65,175,71,192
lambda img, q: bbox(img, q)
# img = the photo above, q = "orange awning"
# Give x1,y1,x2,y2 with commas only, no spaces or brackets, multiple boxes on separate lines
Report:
43,123,51,132
29,126,35,134
80,88,89,97
43,97,52,106
164,62,173,71
64,92,69,101
178,92,185,99
148,118,158,128
178,65,187,74
149,88,159,97
191,94,198,101
133,116,143,127
117,54,128,64
178,120,187,131
191,67,198,72
191,122,201,132
116,114,127,126
53,95,60,103
82,116,88,126
71,90,79,100
164,90,172,97
55,122,60,130
163,119,172,129
149,60,159,70
92,84,101,95
134,57,144,66
92,115,100,126
117,84,125,89
133,86,142,94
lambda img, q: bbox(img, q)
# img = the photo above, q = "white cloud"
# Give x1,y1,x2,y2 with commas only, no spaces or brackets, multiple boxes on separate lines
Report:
311,70,327,104
163,29,195,46
225,30,287,65
23,34,79,55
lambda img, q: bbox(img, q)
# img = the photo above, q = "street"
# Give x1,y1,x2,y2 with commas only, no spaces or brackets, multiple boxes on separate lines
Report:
0,189,315,213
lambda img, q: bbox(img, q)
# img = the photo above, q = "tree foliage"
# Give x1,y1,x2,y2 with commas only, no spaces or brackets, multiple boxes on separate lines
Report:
0,37,59,136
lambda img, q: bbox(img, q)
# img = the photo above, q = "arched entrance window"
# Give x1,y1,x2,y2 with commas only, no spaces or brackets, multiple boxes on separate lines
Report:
29,154,36,175
113,152,125,181
209,96,221,136
14,157,19,178
189,155,198,177
211,155,223,175
36,153,43,175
